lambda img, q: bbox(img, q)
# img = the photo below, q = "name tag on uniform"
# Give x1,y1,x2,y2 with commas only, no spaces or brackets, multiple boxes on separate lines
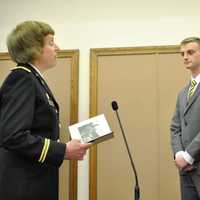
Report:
48,99,55,107
46,93,55,107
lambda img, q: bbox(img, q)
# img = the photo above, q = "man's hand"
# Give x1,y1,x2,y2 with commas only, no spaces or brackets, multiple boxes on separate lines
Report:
175,154,193,171
183,165,195,172
64,139,92,160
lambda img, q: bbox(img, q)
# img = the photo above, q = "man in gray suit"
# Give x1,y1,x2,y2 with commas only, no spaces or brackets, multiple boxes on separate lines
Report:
171,37,200,200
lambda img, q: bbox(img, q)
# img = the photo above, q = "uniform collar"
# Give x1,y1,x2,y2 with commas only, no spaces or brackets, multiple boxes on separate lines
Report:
28,63,44,78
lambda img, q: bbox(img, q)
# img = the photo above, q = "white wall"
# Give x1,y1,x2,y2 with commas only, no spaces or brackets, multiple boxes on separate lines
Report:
1,1,200,199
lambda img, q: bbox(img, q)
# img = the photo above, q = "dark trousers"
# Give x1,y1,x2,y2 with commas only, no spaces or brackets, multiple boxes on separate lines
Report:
180,171,200,200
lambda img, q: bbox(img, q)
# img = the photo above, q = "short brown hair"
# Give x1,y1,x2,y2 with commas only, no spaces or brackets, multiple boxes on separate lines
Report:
181,37,200,46
7,20,54,64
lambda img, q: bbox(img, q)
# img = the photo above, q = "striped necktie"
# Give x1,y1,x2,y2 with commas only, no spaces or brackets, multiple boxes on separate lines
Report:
188,79,197,100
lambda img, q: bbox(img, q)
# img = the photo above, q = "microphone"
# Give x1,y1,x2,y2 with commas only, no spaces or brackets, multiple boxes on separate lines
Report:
111,100,140,200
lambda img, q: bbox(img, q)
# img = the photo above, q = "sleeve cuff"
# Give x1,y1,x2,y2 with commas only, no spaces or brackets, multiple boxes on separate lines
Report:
182,151,194,165
43,140,66,167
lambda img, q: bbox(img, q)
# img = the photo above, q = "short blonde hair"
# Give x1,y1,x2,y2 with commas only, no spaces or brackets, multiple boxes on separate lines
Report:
7,20,54,64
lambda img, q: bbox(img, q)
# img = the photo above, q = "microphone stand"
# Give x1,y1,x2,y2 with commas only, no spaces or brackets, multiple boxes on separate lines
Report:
115,109,140,200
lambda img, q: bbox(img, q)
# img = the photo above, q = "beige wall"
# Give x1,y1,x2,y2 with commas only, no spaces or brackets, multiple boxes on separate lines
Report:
89,46,190,200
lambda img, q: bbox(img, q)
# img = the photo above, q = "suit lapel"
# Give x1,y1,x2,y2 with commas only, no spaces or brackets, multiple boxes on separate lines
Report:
182,84,189,112
17,63,59,112
184,82,200,115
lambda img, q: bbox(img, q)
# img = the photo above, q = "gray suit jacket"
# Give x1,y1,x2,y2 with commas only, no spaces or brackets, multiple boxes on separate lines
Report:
171,81,200,170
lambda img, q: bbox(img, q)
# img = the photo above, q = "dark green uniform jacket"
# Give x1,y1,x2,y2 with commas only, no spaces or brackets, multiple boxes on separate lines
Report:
0,63,66,200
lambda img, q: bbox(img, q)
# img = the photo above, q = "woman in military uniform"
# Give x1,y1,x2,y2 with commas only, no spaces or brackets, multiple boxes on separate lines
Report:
0,21,91,200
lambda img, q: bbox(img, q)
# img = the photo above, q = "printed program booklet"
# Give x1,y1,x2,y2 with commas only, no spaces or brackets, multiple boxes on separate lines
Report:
68,114,113,144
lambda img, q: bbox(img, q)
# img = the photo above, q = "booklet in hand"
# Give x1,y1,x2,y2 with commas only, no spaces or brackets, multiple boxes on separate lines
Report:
68,114,113,144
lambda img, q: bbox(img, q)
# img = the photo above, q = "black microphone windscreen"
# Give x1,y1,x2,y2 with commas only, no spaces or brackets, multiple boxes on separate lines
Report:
111,101,118,110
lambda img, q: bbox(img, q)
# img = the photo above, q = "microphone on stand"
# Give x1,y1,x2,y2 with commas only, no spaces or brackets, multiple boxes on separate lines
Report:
111,100,140,200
